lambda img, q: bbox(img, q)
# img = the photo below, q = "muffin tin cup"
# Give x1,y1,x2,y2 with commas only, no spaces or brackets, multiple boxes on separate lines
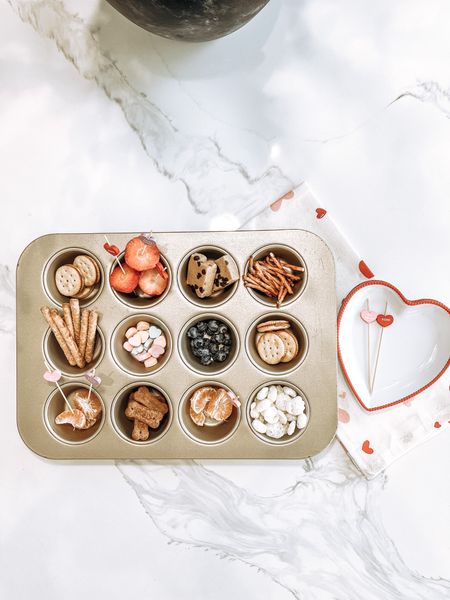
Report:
246,381,310,446
43,247,104,307
17,230,337,459
178,381,241,445
244,243,308,308
109,252,171,309
245,312,309,375
44,382,105,445
111,382,173,445
178,313,240,376
178,245,240,308
43,325,105,378
110,314,172,377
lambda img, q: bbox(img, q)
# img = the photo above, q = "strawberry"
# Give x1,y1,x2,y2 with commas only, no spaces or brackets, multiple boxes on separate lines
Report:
138,268,168,296
155,261,169,280
124,236,160,272
109,263,139,293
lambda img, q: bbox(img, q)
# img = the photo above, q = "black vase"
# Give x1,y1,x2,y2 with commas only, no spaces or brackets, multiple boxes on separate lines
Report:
106,0,270,42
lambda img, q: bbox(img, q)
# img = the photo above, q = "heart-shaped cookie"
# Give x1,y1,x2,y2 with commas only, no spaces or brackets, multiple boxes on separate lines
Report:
338,280,450,411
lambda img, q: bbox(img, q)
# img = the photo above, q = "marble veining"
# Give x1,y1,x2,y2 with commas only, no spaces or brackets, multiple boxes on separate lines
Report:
7,0,293,222
117,444,450,599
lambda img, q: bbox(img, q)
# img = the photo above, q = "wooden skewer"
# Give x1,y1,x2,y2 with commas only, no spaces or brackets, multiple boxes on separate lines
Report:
44,360,74,413
366,299,371,392
104,235,125,274
370,300,388,393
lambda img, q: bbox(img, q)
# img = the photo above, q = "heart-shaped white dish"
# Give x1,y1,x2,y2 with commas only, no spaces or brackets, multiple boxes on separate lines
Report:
338,280,450,411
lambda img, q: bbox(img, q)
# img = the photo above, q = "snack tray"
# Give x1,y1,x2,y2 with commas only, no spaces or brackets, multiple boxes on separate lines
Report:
16,230,337,459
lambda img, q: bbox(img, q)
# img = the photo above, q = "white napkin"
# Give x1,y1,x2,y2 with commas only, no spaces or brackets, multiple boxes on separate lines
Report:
246,183,449,478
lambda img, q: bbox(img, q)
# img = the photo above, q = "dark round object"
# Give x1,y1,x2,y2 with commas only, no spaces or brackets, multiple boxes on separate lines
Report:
106,0,270,42
187,326,198,338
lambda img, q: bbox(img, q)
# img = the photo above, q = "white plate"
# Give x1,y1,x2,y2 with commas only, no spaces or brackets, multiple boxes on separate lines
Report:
338,281,450,411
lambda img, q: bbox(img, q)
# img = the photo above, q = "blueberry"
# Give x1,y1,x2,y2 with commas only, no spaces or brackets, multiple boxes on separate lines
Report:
196,321,207,332
209,342,219,354
200,355,214,365
216,351,227,362
200,348,211,358
218,324,228,334
215,333,225,344
187,326,198,339
191,338,204,349
223,333,231,345
207,320,219,332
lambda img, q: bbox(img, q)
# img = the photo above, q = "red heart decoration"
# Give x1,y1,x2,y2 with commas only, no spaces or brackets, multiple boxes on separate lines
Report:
376,314,394,327
434,421,441,428
362,440,374,454
103,242,120,256
338,280,450,411
359,260,374,279
338,408,350,423
315,208,327,219
270,190,294,212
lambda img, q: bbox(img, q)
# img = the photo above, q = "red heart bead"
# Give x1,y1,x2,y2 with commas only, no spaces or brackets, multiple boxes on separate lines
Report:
376,314,394,327
103,242,120,256
315,208,327,219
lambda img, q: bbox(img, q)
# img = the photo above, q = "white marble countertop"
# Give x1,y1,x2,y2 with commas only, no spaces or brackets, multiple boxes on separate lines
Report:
1,1,449,598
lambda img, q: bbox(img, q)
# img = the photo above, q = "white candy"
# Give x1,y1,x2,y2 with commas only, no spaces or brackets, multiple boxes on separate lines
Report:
265,422,287,439
256,399,272,413
268,385,277,403
278,410,287,425
286,396,305,416
287,421,296,436
275,393,288,411
256,386,269,400
283,386,296,397
297,413,308,429
144,338,153,350
262,406,279,424
252,419,267,434
250,385,307,440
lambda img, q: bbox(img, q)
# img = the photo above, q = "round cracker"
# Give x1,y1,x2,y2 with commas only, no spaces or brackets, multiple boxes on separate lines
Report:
277,329,299,363
73,255,98,287
72,285,96,300
257,332,285,365
55,264,84,297
256,319,290,333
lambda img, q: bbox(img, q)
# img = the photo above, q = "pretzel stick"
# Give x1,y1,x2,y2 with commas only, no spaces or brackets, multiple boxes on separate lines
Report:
70,299,81,344
244,283,276,296
244,274,274,294
278,260,305,272
41,306,76,366
62,303,75,340
53,313,85,369
78,309,89,362
85,310,98,364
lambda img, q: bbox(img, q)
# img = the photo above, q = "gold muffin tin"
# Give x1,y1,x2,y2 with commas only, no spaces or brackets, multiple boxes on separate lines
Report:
16,230,337,459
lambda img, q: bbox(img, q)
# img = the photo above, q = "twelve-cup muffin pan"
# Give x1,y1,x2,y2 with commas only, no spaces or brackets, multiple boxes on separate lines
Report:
16,230,337,459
